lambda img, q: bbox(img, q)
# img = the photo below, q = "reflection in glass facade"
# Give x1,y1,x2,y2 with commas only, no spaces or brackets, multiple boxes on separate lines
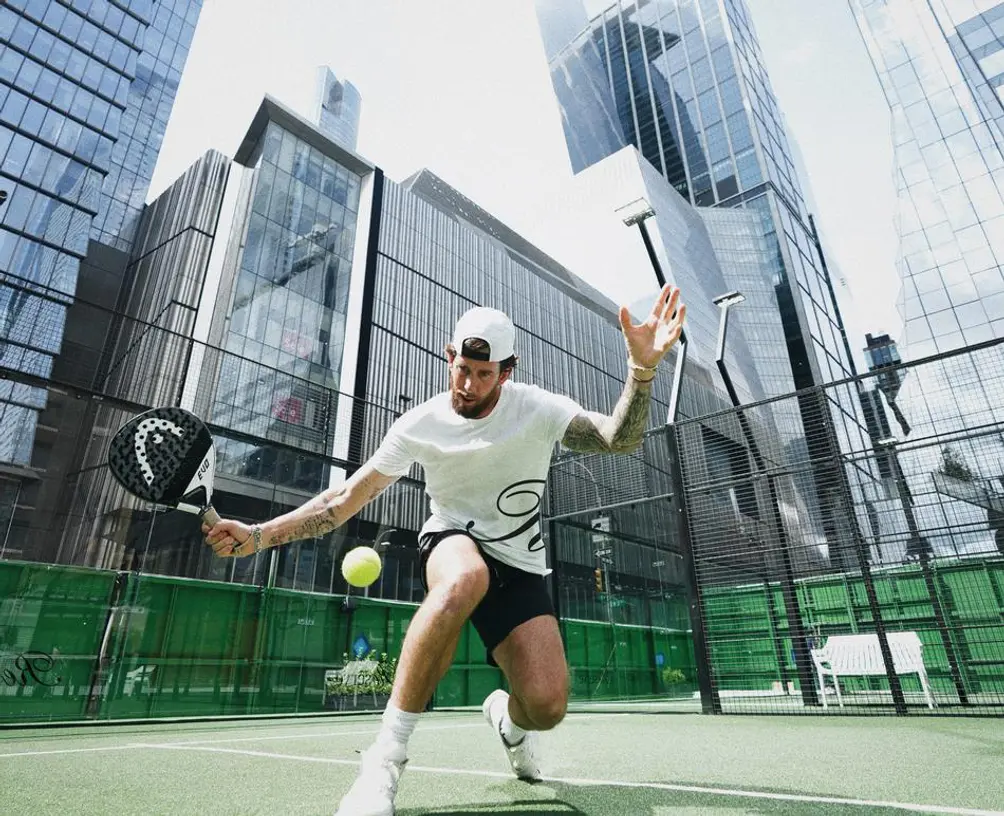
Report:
852,0,1004,358
852,0,1004,558
315,66,361,151
92,0,202,251
207,123,361,471
0,0,201,466
537,0,879,570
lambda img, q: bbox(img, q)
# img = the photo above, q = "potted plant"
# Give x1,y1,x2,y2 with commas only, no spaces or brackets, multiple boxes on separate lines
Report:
324,651,397,712
661,667,689,697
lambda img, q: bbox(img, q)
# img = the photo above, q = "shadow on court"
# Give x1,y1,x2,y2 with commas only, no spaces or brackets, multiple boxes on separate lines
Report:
397,782,948,816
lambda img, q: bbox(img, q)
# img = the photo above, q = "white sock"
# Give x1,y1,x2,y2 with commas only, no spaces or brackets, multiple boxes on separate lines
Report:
497,701,527,745
375,703,420,757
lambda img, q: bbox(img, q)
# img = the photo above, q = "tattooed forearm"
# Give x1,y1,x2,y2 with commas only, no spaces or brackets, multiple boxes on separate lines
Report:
608,376,654,452
260,466,397,549
266,486,350,548
562,376,654,455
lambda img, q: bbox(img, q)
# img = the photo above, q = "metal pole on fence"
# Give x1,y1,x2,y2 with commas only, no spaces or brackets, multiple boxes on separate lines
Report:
665,424,719,713
879,438,970,706
712,292,819,707
617,198,719,713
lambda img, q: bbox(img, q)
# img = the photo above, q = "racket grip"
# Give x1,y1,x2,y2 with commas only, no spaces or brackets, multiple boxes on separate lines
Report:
202,506,221,527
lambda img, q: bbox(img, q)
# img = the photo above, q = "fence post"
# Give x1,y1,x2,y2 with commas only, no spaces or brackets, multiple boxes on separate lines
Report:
665,423,721,714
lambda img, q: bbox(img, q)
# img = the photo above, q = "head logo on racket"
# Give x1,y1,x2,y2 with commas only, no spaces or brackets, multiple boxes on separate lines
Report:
107,406,221,527
133,417,186,486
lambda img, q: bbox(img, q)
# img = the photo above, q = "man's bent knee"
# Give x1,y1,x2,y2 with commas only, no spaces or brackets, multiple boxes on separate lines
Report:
520,688,568,730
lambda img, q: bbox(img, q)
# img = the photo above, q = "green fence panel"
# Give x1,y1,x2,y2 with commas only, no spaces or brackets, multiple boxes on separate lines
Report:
434,620,504,708
0,560,117,723
257,589,350,714
102,574,261,720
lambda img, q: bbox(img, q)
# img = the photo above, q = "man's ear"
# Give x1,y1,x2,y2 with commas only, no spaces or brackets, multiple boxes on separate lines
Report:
444,343,456,363
498,367,513,385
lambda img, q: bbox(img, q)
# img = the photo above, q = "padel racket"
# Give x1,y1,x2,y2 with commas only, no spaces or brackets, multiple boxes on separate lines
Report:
107,406,221,526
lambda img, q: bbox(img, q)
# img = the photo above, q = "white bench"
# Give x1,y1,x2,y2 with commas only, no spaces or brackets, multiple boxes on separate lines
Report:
810,632,934,709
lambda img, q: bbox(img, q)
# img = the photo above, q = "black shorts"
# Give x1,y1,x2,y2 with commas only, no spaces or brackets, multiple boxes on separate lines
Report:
418,529,555,667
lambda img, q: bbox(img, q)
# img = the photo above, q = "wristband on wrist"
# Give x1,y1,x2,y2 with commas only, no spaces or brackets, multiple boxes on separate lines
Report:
628,358,657,382
250,524,264,553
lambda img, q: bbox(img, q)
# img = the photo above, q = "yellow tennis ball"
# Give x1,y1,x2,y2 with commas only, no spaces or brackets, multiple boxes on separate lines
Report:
341,546,382,588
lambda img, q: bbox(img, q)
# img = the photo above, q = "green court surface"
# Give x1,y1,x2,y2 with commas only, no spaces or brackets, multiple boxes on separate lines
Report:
2,708,1003,815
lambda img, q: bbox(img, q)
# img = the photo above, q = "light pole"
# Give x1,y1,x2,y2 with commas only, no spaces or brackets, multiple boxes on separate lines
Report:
617,197,719,712
616,198,688,424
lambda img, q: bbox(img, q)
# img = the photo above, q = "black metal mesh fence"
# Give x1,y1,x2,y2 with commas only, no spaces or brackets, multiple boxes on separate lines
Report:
675,339,1004,713
4,284,1004,716
544,338,1004,714
0,298,421,596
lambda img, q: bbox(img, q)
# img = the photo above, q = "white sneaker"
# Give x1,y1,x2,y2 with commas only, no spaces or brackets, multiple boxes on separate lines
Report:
482,689,542,781
334,743,407,816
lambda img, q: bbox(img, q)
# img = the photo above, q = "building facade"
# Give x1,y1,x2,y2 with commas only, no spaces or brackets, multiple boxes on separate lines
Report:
0,0,202,475
355,161,822,620
852,0,1004,360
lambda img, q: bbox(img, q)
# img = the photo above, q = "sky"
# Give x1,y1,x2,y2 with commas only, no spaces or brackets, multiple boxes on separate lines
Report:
149,0,905,352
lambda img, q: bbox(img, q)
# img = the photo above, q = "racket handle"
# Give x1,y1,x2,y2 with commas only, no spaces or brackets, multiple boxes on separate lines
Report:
201,506,221,527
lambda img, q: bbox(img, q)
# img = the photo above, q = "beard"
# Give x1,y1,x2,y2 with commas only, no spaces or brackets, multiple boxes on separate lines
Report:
450,385,500,418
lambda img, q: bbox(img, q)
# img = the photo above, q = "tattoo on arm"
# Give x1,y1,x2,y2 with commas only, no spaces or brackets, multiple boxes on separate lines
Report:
561,377,654,455
264,467,397,548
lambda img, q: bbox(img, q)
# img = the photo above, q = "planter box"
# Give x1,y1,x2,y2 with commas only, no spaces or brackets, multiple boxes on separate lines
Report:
323,691,390,712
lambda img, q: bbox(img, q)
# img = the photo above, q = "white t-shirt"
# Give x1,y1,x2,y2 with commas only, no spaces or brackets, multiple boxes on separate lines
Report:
369,381,583,575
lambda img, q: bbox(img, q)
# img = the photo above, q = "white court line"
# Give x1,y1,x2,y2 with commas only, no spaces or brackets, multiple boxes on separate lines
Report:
0,712,616,758
0,745,144,759
169,721,486,746
0,717,535,758
135,744,1004,816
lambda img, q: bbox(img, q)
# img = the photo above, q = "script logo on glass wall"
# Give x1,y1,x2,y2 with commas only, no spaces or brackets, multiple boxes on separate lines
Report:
1,651,61,687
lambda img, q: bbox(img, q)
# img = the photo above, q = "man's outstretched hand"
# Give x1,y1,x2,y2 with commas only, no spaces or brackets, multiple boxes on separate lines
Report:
619,284,686,370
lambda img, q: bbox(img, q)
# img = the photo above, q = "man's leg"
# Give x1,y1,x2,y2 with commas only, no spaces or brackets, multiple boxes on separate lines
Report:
481,614,568,781
492,614,569,730
389,534,488,713
336,534,487,816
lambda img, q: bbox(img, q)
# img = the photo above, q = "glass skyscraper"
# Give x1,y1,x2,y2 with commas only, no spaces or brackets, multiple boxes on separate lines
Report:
536,0,859,391
852,0,1004,358
851,0,1004,559
315,66,361,151
537,0,879,570
94,0,202,250
183,97,370,590
0,0,202,466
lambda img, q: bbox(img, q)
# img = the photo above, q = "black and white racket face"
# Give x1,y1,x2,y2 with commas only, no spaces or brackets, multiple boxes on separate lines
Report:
107,407,215,506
